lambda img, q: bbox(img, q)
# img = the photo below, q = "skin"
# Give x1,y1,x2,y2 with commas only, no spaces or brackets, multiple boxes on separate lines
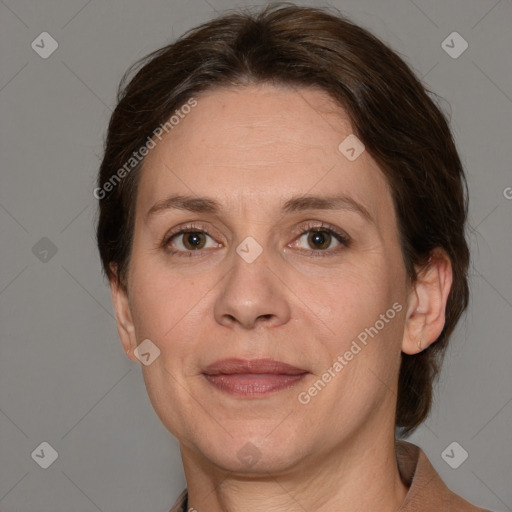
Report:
110,84,453,512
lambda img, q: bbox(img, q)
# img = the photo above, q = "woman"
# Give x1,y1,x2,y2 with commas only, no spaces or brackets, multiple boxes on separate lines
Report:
96,4,491,511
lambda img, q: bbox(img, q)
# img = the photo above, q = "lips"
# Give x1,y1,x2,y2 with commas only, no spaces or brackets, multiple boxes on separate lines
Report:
202,358,308,396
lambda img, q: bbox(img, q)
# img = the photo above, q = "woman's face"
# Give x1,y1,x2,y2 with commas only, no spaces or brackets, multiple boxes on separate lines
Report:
114,84,412,473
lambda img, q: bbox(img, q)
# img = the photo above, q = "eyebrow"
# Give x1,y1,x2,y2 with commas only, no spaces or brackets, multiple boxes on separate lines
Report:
146,193,373,223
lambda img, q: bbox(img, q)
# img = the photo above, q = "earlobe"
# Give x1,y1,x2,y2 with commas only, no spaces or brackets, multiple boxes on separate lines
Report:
402,251,453,355
109,264,139,363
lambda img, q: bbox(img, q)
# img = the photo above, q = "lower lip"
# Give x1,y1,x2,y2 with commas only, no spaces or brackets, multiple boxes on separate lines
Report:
203,373,307,396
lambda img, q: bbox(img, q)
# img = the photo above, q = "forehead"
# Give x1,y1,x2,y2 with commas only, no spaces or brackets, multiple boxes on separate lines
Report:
137,84,393,223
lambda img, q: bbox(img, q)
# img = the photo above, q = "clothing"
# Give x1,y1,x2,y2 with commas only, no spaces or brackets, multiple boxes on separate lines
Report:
169,440,491,511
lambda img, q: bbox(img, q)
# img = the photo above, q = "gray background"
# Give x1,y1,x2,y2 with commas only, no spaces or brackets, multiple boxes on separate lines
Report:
0,0,511,510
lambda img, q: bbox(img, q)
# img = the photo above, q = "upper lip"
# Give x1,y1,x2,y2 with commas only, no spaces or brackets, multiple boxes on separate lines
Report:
203,358,307,375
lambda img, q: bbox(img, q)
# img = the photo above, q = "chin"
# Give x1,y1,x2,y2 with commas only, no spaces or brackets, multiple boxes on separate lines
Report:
183,427,310,475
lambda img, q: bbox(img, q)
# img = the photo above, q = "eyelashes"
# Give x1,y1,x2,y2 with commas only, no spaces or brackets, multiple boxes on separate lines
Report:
160,221,351,258
160,222,220,256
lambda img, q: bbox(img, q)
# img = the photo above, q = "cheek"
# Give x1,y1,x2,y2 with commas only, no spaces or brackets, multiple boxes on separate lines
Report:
290,259,406,399
127,248,209,338
127,261,225,387
292,258,398,335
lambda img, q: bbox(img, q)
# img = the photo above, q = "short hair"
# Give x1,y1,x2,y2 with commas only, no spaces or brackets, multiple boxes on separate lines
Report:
96,3,470,436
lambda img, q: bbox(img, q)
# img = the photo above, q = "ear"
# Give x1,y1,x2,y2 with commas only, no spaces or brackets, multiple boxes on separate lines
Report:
109,263,139,363
402,250,453,355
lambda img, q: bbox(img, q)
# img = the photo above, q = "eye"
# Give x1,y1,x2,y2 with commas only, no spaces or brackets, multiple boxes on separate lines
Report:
297,229,339,251
165,229,220,254
291,223,350,254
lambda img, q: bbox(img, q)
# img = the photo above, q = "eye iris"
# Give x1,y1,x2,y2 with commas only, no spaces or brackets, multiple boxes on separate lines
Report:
183,232,206,250
308,230,331,250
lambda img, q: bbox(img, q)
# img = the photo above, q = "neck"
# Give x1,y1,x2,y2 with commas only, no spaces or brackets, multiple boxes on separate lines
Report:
181,416,408,512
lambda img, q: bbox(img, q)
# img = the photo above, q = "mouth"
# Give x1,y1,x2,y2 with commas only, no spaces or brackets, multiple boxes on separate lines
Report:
202,358,309,397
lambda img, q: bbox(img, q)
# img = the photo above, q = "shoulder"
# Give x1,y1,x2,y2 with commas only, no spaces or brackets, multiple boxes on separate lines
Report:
395,440,491,511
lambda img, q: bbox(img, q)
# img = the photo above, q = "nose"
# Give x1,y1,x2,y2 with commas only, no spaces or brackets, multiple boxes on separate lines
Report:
213,251,292,330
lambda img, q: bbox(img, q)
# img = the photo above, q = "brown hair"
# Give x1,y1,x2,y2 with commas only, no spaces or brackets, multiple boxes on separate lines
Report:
96,3,469,436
